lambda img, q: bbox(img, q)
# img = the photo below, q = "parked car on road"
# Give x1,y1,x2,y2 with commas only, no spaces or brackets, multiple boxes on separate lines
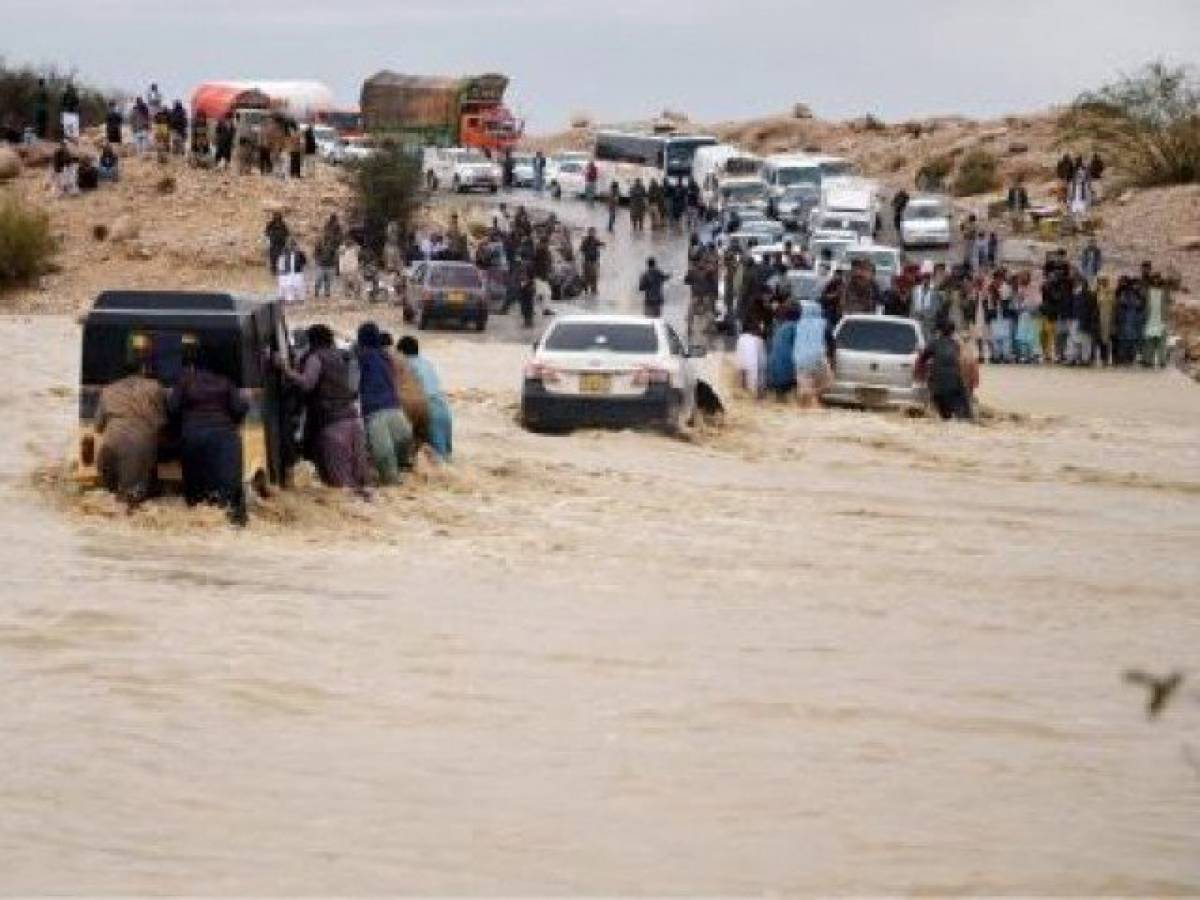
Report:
900,195,953,248
549,159,588,199
510,151,536,187
823,314,927,411
422,147,501,193
521,315,701,432
400,260,489,330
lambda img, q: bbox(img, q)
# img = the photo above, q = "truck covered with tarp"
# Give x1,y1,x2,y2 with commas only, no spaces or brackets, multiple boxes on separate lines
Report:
360,71,522,153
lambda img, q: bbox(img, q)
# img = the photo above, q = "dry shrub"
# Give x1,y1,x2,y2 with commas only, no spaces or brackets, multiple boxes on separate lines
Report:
0,196,55,290
952,148,1001,196
92,223,108,241
155,175,176,194
888,154,907,173
916,154,954,190
1060,61,1200,187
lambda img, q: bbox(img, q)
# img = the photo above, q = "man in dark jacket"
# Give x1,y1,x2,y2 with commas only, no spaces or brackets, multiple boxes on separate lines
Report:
32,78,49,139
918,318,971,420
579,227,604,296
638,258,670,318
104,102,123,144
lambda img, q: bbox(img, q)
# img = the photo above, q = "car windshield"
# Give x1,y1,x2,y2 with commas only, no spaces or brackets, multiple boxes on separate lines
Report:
786,273,823,302
837,319,918,354
905,203,948,220
545,322,659,353
722,182,765,200
847,251,898,269
820,217,870,236
428,266,483,289
725,158,761,176
820,160,855,177
559,162,583,173
778,167,820,187
449,150,486,163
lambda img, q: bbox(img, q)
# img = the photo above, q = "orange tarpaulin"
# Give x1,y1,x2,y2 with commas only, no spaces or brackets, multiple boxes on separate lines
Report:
190,84,271,121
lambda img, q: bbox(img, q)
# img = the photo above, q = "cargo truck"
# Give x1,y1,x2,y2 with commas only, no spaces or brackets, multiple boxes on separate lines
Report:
359,71,522,154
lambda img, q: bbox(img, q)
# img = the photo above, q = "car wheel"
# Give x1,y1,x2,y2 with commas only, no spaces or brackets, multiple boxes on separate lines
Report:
551,183,562,200
426,172,437,191
250,469,271,499
475,314,488,332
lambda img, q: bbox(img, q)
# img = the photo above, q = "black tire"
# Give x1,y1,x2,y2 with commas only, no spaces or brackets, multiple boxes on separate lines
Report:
488,185,498,194
475,314,488,332
551,183,562,200
426,171,438,191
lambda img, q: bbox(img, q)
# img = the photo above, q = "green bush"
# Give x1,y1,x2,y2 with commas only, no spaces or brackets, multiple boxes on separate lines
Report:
350,143,421,257
0,197,55,290
1060,61,1200,187
951,149,1000,196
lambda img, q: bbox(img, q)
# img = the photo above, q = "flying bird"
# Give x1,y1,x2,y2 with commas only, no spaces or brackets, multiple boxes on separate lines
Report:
1124,669,1185,719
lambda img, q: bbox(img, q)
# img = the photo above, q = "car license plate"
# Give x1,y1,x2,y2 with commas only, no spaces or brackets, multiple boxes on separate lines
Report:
579,373,611,394
447,291,465,306
856,386,889,406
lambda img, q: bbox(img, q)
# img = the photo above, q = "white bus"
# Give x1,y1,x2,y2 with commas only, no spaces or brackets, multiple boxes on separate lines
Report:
593,130,716,200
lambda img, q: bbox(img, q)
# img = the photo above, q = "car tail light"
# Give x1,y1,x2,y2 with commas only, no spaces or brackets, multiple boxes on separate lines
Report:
80,434,95,466
524,362,561,383
632,366,670,386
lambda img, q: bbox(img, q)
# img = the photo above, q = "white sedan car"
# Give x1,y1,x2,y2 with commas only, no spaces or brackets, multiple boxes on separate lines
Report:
900,196,953,248
521,314,701,432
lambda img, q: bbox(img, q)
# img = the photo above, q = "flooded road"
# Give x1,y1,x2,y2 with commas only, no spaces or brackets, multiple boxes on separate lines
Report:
2,195,1199,893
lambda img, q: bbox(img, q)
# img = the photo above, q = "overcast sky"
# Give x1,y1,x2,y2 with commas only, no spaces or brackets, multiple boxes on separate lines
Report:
4,0,1198,131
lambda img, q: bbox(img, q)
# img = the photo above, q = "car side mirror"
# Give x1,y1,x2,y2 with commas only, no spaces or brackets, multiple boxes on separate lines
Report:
687,345,708,359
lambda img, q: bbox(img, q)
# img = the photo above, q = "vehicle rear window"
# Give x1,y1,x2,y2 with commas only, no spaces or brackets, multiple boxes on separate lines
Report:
428,266,483,289
836,319,918,355
544,322,659,353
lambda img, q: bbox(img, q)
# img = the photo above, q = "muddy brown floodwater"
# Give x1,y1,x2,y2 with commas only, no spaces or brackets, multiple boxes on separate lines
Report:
2,200,1199,893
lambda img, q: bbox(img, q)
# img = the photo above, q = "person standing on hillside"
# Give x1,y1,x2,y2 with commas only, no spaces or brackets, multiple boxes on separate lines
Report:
213,115,234,169
32,78,50,139
147,83,163,118
129,97,150,155
104,102,123,145
638,258,670,318
303,123,317,176
168,100,188,155
60,81,80,141
264,211,289,274
579,227,604,297
1080,237,1102,281
276,237,307,305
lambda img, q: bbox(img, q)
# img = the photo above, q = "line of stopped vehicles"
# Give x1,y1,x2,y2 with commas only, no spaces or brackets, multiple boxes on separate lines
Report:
326,128,953,432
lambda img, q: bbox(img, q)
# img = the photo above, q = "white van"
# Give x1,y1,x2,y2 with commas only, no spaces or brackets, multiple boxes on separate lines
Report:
761,153,857,194
808,176,882,242
692,143,762,208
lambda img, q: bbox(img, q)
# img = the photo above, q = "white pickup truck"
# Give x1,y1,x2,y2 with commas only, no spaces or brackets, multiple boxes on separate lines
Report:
422,147,502,193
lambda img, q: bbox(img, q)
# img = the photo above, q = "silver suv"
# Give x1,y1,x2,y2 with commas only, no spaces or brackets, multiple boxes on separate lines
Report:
823,315,927,411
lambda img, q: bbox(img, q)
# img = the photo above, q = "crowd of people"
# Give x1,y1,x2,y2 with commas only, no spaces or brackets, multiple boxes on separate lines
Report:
92,324,453,525
25,79,323,198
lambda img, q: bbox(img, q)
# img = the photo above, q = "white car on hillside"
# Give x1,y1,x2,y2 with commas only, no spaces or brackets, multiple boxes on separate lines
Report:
521,314,702,432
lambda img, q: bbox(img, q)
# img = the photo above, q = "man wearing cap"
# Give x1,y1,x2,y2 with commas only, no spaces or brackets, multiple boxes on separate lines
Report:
94,336,167,508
